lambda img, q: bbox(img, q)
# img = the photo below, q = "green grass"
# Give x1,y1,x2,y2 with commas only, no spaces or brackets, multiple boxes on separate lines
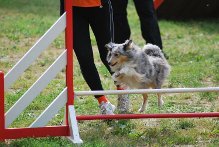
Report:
0,0,219,146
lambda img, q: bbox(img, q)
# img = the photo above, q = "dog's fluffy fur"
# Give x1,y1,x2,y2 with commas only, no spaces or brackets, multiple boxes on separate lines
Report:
106,40,171,112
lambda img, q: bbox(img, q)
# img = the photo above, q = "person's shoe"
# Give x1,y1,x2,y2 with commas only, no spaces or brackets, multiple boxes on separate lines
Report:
99,102,116,115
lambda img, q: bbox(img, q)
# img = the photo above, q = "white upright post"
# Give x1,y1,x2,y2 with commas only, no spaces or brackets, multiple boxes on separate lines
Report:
68,105,83,144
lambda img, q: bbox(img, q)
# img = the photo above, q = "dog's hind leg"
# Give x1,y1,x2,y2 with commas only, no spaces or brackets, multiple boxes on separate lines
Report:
155,85,164,107
157,93,164,107
138,94,148,113
156,82,165,107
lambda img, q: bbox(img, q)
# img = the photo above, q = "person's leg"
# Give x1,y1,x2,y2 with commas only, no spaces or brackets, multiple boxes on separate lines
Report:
73,7,104,94
89,2,112,74
73,7,115,114
111,0,131,43
60,0,65,15
133,0,163,49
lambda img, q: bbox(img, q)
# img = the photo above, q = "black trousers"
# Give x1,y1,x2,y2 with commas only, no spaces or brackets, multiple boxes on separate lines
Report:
111,0,163,49
73,5,112,97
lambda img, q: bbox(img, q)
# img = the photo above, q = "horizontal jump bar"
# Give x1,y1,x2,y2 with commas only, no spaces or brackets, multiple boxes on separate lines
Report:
76,112,219,120
75,87,219,96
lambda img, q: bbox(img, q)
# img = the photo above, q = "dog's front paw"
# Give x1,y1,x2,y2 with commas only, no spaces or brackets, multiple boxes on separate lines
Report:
112,72,124,80
112,72,119,81
114,72,121,78
114,80,121,86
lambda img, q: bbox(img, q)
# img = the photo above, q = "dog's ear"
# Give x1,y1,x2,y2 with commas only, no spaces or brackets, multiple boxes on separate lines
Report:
124,39,133,51
105,42,113,51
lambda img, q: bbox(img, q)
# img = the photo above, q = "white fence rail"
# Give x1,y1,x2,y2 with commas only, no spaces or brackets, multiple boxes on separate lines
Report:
75,87,219,96
30,88,67,128
4,13,66,90
5,50,67,127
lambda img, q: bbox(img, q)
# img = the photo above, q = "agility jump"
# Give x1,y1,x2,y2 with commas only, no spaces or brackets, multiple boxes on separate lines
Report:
0,0,219,144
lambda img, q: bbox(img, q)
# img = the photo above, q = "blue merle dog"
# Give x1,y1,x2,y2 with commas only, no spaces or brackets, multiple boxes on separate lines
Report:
106,40,170,112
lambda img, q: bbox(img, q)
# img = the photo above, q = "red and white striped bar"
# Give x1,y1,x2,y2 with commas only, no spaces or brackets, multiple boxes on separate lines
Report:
75,87,219,96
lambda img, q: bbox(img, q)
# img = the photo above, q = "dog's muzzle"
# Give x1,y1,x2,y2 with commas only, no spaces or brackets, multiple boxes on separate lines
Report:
109,62,117,67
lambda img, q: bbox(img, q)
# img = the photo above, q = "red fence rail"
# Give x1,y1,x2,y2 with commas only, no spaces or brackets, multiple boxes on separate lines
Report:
77,112,219,121
2,126,69,140
0,71,5,140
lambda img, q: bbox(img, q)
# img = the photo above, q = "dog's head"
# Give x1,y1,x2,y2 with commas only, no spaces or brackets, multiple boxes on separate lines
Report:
105,40,135,71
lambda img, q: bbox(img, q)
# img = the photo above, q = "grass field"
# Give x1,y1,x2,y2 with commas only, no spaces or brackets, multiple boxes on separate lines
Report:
0,0,219,146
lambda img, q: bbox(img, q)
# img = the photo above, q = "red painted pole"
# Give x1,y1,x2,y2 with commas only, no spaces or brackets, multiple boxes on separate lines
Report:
65,0,74,125
154,0,164,9
76,112,219,120
65,0,74,105
0,71,5,141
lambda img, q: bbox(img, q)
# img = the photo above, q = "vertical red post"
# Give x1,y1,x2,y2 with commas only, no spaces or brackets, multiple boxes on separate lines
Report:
0,71,5,141
65,0,74,125
154,0,164,9
65,0,74,105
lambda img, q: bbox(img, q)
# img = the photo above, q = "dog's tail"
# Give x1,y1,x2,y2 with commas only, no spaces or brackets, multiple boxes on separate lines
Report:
143,44,165,59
